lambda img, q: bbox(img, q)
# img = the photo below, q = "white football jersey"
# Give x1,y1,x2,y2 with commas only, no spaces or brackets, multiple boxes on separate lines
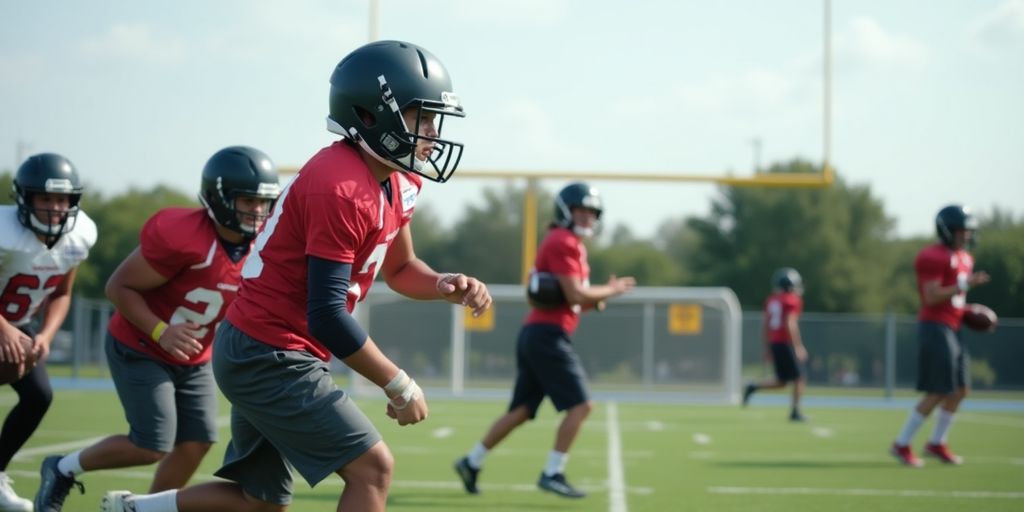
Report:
0,205,97,326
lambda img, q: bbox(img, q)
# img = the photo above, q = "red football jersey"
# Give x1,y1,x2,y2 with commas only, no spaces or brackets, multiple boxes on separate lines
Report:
764,291,802,344
228,141,420,361
107,208,246,366
525,227,589,335
916,242,973,329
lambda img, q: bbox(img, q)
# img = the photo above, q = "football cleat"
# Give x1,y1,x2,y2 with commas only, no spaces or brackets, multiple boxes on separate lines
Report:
34,455,85,512
742,384,756,407
0,472,32,512
889,442,924,468
453,457,480,494
537,472,585,499
923,443,963,465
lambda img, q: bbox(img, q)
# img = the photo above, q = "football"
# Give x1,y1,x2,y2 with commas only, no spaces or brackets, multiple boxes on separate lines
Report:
962,303,998,332
527,271,566,309
0,335,38,385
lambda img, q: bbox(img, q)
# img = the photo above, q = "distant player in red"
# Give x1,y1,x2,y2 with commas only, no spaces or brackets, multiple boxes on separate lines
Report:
101,41,491,512
889,205,990,468
742,267,809,422
35,147,279,512
455,182,636,499
0,154,95,512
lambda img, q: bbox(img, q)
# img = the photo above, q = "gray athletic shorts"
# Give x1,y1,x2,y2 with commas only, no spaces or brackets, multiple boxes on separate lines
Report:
211,321,382,505
105,332,218,453
916,321,969,394
511,323,590,418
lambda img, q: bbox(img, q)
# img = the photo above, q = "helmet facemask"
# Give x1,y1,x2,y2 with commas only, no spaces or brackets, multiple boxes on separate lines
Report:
15,183,82,249
328,75,464,183
554,184,603,238
201,178,280,239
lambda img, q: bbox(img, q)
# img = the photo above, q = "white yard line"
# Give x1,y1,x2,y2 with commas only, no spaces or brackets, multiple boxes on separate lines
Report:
606,401,629,512
708,486,1024,499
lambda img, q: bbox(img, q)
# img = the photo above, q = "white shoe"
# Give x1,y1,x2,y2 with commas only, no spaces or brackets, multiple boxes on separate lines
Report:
0,473,32,512
100,491,135,512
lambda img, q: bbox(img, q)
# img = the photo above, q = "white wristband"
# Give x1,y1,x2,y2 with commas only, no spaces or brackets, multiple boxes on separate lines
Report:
384,369,421,409
389,380,422,410
956,274,969,293
384,369,411,394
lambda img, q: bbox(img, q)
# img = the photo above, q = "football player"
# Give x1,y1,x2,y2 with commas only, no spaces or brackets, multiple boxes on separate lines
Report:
34,146,279,512
455,182,635,499
0,153,96,512
889,205,990,467
742,267,809,422
100,40,491,512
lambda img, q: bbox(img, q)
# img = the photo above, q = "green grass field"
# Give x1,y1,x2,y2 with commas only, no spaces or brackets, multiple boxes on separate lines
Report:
3,388,1022,511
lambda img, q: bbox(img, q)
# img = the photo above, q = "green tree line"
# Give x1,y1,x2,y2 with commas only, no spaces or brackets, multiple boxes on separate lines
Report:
2,159,1021,316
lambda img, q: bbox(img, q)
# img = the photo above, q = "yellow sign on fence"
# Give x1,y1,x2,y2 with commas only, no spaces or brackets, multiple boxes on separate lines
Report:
464,305,495,332
668,304,702,335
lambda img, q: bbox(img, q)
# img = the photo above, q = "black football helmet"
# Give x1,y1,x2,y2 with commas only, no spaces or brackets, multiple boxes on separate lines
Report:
199,146,281,238
327,40,465,183
772,267,803,294
554,182,603,236
935,204,978,248
13,153,84,248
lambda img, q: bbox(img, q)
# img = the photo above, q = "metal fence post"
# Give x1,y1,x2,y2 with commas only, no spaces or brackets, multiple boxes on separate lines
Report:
884,312,896,399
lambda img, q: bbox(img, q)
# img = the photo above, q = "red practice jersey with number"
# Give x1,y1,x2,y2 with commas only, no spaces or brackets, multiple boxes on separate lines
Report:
764,291,802,344
915,242,973,330
228,141,420,361
107,208,246,366
525,227,589,335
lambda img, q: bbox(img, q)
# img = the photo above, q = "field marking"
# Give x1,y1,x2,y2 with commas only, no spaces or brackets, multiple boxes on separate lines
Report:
811,426,834,438
692,433,712,445
431,427,454,438
3,468,654,495
958,413,1024,429
708,486,1024,499
606,401,629,512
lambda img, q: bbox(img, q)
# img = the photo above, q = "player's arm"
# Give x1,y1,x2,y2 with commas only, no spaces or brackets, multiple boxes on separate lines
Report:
380,224,491,316
105,247,202,360
0,311,30,365
307,255,427,425
787,312,807,361
555,273,636,308
919,274,992,307
31,267,78,362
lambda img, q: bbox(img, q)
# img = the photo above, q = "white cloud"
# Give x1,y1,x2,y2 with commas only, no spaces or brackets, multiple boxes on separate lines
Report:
837,16,930,70
969,0,1024,50
77,23,186,63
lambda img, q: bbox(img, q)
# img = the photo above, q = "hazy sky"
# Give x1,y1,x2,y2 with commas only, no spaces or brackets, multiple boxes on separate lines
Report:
2,0,1021,239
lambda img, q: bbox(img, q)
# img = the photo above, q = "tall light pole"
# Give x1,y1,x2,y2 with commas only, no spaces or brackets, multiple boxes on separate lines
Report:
368,0,380,41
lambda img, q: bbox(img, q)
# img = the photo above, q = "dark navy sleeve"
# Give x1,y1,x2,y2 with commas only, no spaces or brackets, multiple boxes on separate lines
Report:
307,255,368,359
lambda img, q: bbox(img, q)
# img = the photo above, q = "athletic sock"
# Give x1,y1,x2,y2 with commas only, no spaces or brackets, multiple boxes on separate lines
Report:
57,450,84,477
928,410,956,445
467,442,488,469
130,490,178,512
543,450,568,477
896,410,926,446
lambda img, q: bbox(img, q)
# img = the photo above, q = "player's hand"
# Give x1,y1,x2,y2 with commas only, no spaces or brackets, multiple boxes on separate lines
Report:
969,271,991,288
0,324,27,365
157,321,204,361
795,345,808,362
438,273,492,317
30,334,49,364
607,275,637,296
386,389,429,426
